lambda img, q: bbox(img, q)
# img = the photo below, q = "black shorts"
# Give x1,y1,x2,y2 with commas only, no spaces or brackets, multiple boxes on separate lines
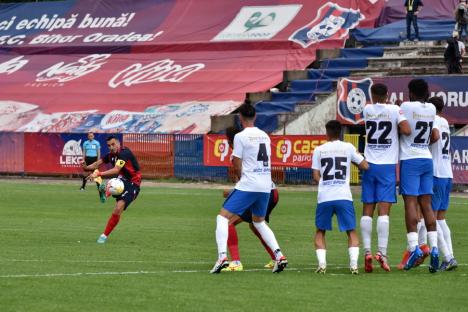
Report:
85,156,98,166
113,179,140,210
240,189,279,223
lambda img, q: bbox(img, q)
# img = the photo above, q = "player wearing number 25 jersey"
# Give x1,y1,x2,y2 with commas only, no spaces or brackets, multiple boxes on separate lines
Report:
312,120,368,274
360,83,410,273
210,102,287,274
399,79,440,273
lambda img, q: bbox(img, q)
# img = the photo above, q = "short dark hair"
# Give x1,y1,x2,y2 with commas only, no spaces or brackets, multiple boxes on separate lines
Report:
226,126,241,147
238,102,256,119
408,79,429,101
371,83,388,103
325,120,342,138
106,135,119,142
427,96,444,113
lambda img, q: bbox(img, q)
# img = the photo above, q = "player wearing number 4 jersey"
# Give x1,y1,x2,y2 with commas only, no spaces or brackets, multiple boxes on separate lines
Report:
210,102,287,274
312,120,368,275
361,83,411,273
428,96,457,271
399,79,440,273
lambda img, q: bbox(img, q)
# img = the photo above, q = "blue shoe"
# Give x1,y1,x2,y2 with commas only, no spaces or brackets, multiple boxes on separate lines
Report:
97,234,107,244
404,246,423,271
428,247,439,273
446,258,458,271
439,261,449,271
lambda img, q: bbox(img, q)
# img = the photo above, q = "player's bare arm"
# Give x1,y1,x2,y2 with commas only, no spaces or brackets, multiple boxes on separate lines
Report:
312,169,321,184
356,159,369,171
88,164,121,180
232,156,242,181
430,128,440,144
82,158,103,171
398,120,412,136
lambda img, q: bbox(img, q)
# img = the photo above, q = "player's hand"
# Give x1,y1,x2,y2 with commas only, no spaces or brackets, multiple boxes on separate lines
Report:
87,169,100,181
81,161,88,170
223,189,233,198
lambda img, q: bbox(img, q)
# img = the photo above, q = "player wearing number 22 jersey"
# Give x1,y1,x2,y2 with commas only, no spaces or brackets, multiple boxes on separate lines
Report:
210,102,287,274
360,83,410,273
399,79,440,273
312,120,368,274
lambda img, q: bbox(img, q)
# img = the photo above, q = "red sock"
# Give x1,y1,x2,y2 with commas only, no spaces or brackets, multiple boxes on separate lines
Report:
250,225,275,260
103,214,121,236
227,224,240,261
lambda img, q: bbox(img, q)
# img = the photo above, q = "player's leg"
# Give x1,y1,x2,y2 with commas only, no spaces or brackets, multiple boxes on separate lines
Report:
315,201,334,273
315,229,327,274
97,199,126,243
223,216,243,272
335,200,359,274
360,163,376,272
251,192,287,273
361,203,375,273
375,202,391,272
211,190,254,273
248,223,276,262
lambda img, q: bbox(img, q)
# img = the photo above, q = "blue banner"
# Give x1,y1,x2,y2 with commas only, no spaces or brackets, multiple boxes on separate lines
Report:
451,136,468,184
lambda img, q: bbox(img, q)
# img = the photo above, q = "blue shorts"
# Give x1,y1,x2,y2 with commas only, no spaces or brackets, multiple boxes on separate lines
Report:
316,200,356,232
223,189,270,218
432,177,452,211
240,189,279,223
399,159,433,196
361,163,397,204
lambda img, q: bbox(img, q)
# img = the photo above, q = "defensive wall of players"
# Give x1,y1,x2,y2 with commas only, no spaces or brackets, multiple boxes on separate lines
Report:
1,132,467,186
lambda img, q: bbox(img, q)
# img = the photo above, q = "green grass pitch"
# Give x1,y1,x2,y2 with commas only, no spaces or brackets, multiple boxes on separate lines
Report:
0,180,467,311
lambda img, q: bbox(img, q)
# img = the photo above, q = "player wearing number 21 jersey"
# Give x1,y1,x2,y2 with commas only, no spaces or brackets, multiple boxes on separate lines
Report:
312,120,368,274
399,79,440,273
360,83,411,273
210,102,287,274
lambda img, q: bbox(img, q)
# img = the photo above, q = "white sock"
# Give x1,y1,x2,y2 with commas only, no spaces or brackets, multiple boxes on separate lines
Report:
438,219,454,258
253,221,282,260
215,215,228,260
417,218,427,245
377,215,389,256
436,221,451,262
427,231,438,249
348,247,359,268
407,232,418,251
360,216,373,253
316,249,326,268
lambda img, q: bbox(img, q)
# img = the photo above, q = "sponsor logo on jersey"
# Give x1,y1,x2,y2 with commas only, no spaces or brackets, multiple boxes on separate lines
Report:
337,77,373,125
289,2,364,48
213,5,302,41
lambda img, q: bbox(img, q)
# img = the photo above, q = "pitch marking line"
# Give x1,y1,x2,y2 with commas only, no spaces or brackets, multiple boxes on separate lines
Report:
1,267,466,279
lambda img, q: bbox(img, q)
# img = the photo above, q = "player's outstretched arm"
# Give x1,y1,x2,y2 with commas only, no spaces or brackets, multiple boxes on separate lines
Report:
89,165,121,180
82,159,103,171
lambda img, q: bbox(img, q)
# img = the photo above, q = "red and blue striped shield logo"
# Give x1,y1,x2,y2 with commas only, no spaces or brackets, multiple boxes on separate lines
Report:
289,2,364,48
337,77,373,125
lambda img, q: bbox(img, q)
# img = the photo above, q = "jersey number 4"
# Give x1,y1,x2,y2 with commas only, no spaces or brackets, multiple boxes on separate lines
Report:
257,143,269,167
321,157,347,181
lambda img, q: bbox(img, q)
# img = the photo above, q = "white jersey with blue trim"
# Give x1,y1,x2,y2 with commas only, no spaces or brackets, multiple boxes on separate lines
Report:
431,115,453,178
399,101,438,160
232,127,272,193
312,140,364,204
364,103,406,164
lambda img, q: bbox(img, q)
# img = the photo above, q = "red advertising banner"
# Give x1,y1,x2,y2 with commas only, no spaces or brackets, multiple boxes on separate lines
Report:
204,134,327,168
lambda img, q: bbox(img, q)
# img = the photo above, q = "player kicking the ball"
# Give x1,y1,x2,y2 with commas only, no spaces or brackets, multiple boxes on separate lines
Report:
360,83,411,272
399,79,440,273
312,120,368,274
210,102,287,274
82,135,141,244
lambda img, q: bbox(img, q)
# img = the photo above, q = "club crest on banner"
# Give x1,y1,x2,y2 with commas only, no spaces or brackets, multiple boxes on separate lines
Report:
289,2,364,48
337,77,373,125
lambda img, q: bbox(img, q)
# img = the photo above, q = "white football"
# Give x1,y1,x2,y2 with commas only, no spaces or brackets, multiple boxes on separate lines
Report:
106,178,125,196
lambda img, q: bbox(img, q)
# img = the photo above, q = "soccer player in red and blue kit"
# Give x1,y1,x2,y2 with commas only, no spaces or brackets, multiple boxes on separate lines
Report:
82,135,141,244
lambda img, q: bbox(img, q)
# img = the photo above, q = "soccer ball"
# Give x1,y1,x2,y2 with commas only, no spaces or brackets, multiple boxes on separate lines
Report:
106,178,124,196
